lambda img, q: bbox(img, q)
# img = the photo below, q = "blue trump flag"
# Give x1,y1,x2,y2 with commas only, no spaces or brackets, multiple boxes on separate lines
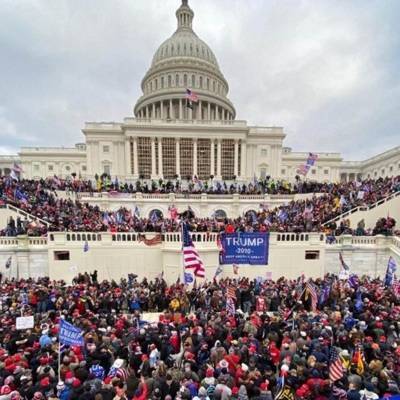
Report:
59,319,84,346
385,256,397,287
220,232,269,265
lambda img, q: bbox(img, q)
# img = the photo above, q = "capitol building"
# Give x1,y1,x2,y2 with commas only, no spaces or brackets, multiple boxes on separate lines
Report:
0,0,399,183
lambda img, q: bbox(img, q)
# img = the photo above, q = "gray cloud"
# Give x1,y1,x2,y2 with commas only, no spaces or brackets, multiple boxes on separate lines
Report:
0,0,399,160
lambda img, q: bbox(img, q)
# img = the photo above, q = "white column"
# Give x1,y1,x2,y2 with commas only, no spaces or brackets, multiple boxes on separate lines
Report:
169,99,173,119
151,138,156,178
125,139,132,176
234,139,239,178
216,139,222,179
158,137,163,178
215,105,219,120
207,102,211,120
193,139,198,177
145,106,149,118
189,105,192,120
152,103,156,118
160,101,164,119
176,138,180,177
210,139,215,176
240,140,246,180
133,137,139,178
179,99,183,119
197,100,202,120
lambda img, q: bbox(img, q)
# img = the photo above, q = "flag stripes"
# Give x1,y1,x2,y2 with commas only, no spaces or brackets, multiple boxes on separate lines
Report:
182,223,205,278
305,282,318,311
329,347,343,382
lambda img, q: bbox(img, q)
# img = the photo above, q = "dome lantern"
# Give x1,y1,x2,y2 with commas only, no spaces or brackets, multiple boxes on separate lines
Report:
176,0,194,31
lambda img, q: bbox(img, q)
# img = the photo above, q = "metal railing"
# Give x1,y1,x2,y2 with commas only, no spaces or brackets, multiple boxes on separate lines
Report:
322,189,400,226
4,204,50,226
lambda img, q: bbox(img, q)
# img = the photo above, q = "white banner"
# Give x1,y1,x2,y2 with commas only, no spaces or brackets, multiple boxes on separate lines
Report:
16,316,34,330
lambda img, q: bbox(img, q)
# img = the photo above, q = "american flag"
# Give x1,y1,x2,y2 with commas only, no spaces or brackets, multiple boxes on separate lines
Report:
305,282,318,311
226,297,235,315
329,347,343,381
185,88,199,103
182,222,205,278
392,275,400,298
227,286,237,300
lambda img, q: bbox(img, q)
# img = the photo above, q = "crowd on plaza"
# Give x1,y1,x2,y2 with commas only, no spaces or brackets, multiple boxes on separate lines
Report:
0,175,399,237
0,273,399,399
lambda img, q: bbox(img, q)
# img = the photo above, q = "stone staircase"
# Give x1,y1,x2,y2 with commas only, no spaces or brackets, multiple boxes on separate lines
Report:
322,190,400,229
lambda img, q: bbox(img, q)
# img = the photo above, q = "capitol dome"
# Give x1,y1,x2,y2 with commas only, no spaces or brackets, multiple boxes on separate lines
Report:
134,0,236,121
151,30,219,70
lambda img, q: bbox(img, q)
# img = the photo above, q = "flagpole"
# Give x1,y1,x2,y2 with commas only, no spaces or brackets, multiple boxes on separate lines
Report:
181,222,185,285
58,341,61,383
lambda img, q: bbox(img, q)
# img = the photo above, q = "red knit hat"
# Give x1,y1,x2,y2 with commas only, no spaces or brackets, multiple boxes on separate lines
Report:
72,378,81,388
65,370,74,380
206,368,214,377
40,377,50,388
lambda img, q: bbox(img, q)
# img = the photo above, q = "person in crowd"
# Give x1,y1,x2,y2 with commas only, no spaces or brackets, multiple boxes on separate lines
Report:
1,175,399,237
0,272,399,399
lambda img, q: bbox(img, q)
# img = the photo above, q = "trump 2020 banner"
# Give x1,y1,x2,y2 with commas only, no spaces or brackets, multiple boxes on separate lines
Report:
59,319,84,346
220,232,269,265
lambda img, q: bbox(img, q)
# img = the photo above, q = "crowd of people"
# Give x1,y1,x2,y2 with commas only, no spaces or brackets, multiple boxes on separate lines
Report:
15,174,370,196
0,175,399,236
0,273,399,399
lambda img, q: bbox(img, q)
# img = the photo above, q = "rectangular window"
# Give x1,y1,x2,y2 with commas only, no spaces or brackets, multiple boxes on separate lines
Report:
324,169,329,175
103,165,111,175
82,165,87,171
137,137,152,179
281,169,286,175
197,138,211,180
180,138,193,179
48,165,54,171
54,251,70,261
221,139,235,180
162,137,176,179
311,169,316,174
103,145,110,153
305,250,320,260
261,148,267,157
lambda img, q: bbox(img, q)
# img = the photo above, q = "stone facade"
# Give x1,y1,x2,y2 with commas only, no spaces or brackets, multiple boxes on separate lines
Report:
0,233,399,283
0,1,399,182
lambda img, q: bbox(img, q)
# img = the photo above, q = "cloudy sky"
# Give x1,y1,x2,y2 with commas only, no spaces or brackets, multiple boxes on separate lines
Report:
0,0,399,160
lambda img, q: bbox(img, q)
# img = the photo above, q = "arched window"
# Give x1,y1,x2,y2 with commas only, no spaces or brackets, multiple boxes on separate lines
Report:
192,74,195,87
168,75,172,87
161,77,164,88
207,78,210,90
213,81,216,92
149,209,163,220
199,76,203,88
213,209,227,220
184,74,188,87
175,74,179,87
155,79,158,89
184,43,187,55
